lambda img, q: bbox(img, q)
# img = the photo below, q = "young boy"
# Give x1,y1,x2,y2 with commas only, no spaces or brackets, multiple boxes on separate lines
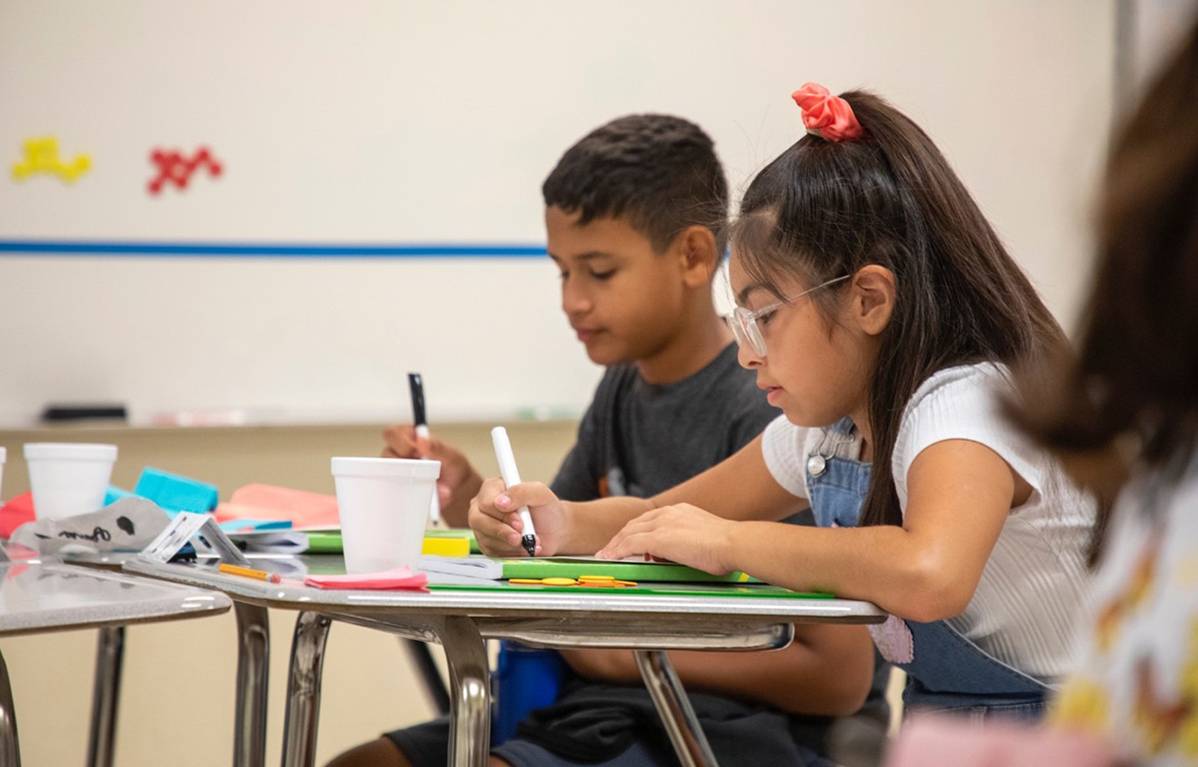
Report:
330,115,879,767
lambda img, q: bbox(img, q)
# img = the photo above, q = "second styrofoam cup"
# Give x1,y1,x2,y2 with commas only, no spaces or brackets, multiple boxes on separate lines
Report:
331,457,440,574
24,443,118,521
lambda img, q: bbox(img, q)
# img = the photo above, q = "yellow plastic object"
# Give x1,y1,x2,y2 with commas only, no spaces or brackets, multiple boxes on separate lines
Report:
507,576,638,588
421,537,470,557
12,137,91,183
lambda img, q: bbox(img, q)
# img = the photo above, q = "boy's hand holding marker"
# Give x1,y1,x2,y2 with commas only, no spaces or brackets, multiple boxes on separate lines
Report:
381,424,482,526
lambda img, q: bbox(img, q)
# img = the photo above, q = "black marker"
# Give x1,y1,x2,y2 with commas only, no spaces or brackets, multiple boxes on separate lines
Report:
491,426,537,556
408,372,442,525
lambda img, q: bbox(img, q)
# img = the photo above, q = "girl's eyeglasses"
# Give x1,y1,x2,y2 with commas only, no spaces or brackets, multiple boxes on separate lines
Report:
725,274,851,357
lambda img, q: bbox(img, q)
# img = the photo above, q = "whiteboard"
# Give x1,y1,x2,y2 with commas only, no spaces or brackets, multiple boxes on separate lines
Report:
0,0,1116,425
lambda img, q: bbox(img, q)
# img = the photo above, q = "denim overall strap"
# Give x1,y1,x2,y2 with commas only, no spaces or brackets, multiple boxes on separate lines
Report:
804,420,1050,718
804,418,870,528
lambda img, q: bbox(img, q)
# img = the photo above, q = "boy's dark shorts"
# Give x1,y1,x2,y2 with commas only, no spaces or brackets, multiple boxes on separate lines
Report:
384,717,678,767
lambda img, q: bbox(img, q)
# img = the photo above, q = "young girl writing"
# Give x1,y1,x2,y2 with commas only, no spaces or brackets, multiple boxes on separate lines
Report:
472,84,1097,718
887,21,1198,765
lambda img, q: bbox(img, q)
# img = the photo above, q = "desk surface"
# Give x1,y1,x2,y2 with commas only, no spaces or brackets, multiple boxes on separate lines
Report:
0,560,232,637
123,557,886,625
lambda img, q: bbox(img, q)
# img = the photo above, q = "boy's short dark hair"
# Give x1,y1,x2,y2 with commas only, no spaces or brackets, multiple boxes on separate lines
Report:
542,114,729,253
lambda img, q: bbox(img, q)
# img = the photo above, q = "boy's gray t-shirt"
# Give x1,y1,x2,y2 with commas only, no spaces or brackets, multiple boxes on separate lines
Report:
550,342,773,502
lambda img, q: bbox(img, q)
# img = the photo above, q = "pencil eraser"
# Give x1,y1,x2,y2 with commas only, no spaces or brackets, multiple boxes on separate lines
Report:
133,467,219,515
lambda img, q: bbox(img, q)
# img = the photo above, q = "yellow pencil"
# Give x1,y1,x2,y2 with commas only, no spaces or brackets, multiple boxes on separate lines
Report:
219,563,283,584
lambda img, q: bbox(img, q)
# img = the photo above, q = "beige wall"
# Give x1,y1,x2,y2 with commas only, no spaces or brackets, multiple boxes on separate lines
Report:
0,421,576,767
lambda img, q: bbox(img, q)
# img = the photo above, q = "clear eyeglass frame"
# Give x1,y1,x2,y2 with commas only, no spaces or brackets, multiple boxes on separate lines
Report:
725,274,851,357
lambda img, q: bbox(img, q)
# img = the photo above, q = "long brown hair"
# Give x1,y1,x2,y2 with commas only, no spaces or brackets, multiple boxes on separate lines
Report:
1009,21,1198,559
732,90,1066,527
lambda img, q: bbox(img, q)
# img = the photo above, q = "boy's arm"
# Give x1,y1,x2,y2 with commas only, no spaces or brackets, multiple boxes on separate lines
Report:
559,623,874,717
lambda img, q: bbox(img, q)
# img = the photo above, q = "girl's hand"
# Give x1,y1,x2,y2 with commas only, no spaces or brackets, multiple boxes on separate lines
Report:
596,504,738,575
468,478,569,557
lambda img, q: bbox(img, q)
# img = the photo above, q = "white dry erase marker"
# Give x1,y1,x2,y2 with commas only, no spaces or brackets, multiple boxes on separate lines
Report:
408,372,443,526
490,426,537,556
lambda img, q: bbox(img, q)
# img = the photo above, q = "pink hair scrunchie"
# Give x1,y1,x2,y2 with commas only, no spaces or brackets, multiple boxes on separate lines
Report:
791,83,863,142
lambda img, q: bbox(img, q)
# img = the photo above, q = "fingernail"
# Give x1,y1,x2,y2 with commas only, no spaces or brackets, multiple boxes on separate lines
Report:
496,494,511,508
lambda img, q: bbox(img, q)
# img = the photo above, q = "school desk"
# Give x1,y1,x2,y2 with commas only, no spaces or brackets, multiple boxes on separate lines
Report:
123,554,886,767
62,550,287,767
0,548,230,767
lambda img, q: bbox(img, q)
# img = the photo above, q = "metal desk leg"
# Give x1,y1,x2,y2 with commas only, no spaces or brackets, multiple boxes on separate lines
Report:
234,603,271,767
400,639,451,715
634,650,718,767
0,648,21,767
437,616,490,767
280,612,332,767
86,626,125,767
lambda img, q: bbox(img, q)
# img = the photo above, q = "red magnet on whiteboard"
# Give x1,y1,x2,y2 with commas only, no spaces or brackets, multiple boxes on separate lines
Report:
147,146,223,195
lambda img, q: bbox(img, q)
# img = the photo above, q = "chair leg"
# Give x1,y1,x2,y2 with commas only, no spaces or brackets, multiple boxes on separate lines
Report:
634,650,718,767
399,639,451,715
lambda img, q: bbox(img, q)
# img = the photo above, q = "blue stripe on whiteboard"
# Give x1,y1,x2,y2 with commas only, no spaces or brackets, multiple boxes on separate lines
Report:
0,239,547,258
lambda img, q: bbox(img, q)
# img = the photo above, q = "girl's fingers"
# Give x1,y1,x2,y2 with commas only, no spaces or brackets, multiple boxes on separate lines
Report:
599,531,655,560
598,518,659,558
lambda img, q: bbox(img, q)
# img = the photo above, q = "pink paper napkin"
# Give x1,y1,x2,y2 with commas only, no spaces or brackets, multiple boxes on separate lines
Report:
303,566,428,591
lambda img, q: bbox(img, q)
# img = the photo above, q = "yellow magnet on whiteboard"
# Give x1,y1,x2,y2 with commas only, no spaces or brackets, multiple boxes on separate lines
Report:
11,137,91,183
